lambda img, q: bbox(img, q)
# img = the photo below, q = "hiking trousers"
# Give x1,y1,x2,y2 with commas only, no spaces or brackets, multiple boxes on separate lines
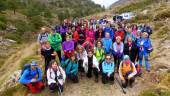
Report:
139,51,150,71
25,81,44,94
102,73,114,84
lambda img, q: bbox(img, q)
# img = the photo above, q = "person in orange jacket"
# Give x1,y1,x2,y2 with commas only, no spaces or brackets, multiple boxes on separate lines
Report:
119,55,137,88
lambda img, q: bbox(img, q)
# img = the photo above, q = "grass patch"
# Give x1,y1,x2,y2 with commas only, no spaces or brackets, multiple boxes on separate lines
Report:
157,26,170,38
0,84,27,96
155,9,170,21
19,55,40,69
115,0,156,13
140,73,170,96
154,22,164,31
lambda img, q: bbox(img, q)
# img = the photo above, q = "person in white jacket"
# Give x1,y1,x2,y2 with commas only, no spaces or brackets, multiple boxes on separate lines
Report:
76,45,87,73
83,49,100,82
47,60,66,93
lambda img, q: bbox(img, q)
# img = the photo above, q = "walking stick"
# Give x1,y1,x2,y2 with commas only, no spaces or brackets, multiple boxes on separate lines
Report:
115,74,126,94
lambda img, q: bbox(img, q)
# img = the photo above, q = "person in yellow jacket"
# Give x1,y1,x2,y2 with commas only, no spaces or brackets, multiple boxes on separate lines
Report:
119,55,137,88
94,40,105,72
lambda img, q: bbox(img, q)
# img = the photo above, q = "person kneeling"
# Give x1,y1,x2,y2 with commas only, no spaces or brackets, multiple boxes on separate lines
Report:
119,55,137,88
19,61,44,94
102,54,115,84
62,54,79,83
83,49,99,82
47,60,66,93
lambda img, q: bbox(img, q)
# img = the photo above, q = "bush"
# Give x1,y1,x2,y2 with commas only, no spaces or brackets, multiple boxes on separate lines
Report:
29,16,46,29
4,32,22,43
0,15,7,30
20,55,40,69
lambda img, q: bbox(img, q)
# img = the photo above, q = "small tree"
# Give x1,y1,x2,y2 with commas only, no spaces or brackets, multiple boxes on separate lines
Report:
0,0,7,13
7,0,19,14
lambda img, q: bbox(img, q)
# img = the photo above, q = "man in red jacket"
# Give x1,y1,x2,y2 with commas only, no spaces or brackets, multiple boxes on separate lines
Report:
115,26,125,42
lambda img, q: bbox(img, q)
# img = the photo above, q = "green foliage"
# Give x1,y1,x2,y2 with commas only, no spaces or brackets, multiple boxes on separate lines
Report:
6,0,20,14
0,0,7,12
4,32,22,43
30,16,46,29
20,55,40,69
116,0,156,13
0,15,7,30
155,9,170,21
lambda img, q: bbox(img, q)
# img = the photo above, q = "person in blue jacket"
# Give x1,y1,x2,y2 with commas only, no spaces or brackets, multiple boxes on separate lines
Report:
19,61,44,94
102,54,115,84
62,54,79,83
102,32,113,54
104,23,114,40
137,32,152,72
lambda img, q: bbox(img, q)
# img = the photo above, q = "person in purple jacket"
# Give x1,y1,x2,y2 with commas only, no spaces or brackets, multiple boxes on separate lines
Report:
62,35,75,59
60,24,68,42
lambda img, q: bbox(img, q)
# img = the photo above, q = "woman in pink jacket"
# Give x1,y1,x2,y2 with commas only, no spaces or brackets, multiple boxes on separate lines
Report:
85,25,95,43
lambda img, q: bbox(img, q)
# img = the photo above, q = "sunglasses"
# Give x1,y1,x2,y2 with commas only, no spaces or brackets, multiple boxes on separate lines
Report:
106,58,111,60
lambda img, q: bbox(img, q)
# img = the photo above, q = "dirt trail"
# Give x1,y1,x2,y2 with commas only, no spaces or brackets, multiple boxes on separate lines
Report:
0,42,38,88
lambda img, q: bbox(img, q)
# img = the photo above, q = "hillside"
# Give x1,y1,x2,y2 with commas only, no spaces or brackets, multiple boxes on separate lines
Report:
0,0,104,76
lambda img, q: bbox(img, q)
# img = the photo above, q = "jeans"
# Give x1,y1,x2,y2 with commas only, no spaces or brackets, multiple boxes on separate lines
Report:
139,51,150,71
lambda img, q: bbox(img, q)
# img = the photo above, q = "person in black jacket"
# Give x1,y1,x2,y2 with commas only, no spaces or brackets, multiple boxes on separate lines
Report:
124,36,138,63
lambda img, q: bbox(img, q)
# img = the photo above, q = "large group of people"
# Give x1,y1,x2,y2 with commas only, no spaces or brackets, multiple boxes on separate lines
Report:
19,16,153,94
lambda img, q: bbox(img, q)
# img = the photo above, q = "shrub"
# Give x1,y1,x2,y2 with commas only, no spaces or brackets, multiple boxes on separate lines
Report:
0,15,7,30
29,16,46,29
20,55,40,69
4,32,22,43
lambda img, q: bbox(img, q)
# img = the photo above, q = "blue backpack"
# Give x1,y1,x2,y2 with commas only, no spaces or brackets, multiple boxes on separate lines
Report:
20,63,39,78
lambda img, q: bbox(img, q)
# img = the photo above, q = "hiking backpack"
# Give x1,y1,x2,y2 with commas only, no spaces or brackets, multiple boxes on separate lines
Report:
19,63,39,80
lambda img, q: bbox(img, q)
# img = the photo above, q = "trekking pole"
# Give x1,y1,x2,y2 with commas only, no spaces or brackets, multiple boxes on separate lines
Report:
115,74,126,94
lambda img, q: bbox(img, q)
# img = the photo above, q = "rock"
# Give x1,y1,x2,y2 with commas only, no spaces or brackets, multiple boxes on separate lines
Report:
6,25,17,32
0,70,21,92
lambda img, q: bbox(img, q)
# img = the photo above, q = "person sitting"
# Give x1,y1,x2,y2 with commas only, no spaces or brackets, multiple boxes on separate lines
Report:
19,61,44,94
101,32,113,54
102,54,115,84
47,60,66,93
119,55,137,88
62,35,75,59
62,54,79,83
83,49,99,82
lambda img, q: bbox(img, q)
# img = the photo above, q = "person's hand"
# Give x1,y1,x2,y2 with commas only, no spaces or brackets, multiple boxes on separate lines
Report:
122,80,125,84
107,73,111,77
92,64,96,68
31,78,37,82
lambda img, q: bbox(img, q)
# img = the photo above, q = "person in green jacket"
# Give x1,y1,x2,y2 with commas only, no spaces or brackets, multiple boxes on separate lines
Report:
94,40,105,73
48,31,62,62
